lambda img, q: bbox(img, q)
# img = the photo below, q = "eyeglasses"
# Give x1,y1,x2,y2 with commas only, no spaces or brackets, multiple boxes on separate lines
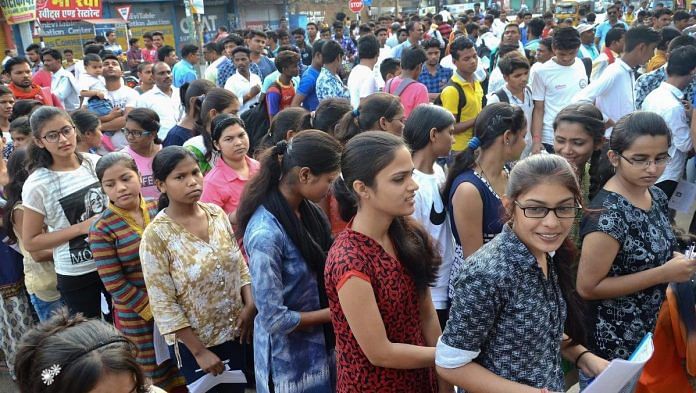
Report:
121,128,152,138
616,152,671,169
514,201,582,219
42,125,75,143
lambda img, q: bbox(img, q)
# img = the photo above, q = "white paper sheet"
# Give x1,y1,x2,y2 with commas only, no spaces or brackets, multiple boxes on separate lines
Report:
668,181,696,213
584,334,653,393
186,365,247,393
152,323,170,366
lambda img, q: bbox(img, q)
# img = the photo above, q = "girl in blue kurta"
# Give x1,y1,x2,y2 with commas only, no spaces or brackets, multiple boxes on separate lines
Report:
237,130,342,393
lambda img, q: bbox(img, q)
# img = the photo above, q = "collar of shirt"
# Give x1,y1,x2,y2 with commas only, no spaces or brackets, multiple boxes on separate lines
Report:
151,85,174,97
658,81,685,101
453,71,475,85
501,85,531,105
214,156,260,183
497,224,541,271
616,58,634,76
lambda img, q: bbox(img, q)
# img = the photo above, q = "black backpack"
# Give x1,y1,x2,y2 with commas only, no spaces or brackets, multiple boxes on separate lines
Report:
241,81,286,155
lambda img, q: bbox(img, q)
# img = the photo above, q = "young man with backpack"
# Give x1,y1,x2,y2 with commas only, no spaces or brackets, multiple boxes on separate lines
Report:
436,37,483,153
384,46,429,118
486,54,533,154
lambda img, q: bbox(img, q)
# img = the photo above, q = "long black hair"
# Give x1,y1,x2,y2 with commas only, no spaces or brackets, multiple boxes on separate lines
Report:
193,88,239,162
403,104,455,152
258,107,311,153
312,98,352,134
442,103,526,203
505,154,587,346
333,131,439,293
333,93,402,145
151,146,198,211
592,111,672,198
27,106,83,172
126,108,163,145
552,103,605,199
2,149,29,244
236,130,342,348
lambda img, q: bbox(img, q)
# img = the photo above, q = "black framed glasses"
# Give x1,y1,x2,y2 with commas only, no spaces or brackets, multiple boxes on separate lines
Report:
616,152,671,169
42,125,75,143
121,128,152,138
514,201,582,219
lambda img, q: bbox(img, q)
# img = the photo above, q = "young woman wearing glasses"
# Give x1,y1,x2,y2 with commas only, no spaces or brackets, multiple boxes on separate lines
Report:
21,106,109,319
122,108,163,199
437,154,608,393
576,112,696,389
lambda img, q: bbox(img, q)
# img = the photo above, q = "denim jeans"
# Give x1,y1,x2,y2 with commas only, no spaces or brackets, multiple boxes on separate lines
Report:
29,294,64,322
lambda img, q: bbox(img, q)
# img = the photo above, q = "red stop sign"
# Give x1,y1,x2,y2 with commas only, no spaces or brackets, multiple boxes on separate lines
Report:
349,0,363,13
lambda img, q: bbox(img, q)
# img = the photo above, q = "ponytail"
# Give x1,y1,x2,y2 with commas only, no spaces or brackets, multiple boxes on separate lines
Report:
157,192,170,211
442,103,524,204
236,140,286,238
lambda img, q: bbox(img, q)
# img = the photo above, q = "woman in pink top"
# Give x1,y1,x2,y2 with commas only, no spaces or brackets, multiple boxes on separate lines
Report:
122,108,162,199
201,114,260,222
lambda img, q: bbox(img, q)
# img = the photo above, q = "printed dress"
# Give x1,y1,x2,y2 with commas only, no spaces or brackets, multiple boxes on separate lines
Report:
581,187,676,361
325,226,438,393
89,198,186,392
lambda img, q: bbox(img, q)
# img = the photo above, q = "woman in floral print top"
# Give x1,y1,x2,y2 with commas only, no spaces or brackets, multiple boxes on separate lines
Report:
139,146,254,392
577,112,694,389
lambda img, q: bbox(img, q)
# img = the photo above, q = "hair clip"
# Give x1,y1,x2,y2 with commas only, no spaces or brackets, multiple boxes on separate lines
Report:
41,364,61,386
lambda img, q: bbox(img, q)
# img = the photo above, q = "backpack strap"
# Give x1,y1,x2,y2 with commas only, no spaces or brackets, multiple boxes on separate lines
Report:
449,81,467,121
494,88,509,103
392,78,416,97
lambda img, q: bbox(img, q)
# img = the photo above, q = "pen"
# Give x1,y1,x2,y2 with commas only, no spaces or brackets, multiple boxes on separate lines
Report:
195,359,229,373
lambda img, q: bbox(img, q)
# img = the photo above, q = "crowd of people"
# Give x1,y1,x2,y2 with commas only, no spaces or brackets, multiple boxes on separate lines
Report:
1,1,696,392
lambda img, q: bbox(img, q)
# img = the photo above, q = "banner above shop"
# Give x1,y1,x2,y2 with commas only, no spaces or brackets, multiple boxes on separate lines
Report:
36,0,102,21
0,0,37,24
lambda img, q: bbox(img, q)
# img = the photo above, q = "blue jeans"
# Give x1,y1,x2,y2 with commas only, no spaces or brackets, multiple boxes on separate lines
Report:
29,294,64,322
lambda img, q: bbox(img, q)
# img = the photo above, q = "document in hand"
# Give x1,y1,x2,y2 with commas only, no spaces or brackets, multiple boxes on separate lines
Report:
186,365,247,393
584,333,654,393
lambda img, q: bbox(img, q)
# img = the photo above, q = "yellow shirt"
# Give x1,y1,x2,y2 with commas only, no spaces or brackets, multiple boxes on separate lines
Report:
440,72,483,151
140,202,251,347
646,50,667,73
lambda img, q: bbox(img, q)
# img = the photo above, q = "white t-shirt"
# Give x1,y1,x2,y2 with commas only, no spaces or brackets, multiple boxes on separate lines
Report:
78,73,106,94
347,64,377,109
21,153,108,276
106,84,139,110
411,165,455,309
224,71,262,114
531,58,588,145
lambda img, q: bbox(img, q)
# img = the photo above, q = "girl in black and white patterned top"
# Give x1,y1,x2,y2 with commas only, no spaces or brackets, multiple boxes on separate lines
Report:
437,154,608,393
577,111,696,388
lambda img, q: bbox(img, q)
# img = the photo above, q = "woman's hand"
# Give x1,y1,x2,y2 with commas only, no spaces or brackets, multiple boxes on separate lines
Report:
236,304,256,344
660,252,696,283
78,215,99,235
578,353,610,378
194,348,224,376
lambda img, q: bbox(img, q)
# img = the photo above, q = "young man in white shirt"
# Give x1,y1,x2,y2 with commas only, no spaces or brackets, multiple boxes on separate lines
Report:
102,54,140,149
224,46,262,114
347,35,379,109
42,49,80,111
531,27,588,154
574,26,660,138
136,62,182,140
642,45,696,199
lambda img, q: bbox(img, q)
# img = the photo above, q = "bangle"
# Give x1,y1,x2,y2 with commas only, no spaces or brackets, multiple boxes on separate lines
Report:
532,135,542,143
575,350,592,368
